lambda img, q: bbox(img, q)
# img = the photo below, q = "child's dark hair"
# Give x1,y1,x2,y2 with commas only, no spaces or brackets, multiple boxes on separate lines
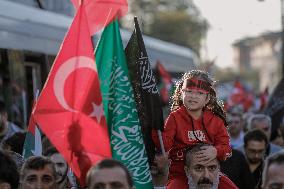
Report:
171,70,228,127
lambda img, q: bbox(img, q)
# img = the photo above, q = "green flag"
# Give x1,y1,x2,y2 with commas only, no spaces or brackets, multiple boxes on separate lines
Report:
22,131,35,159
23,122,42,159
95,20,153,189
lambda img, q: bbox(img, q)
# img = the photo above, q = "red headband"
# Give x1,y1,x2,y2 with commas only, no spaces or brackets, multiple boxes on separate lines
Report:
185,78,212,93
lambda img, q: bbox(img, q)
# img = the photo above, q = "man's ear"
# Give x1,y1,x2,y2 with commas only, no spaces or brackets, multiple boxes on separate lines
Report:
0,183,11,189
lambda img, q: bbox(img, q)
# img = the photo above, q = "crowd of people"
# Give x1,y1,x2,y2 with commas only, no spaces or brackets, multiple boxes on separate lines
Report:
0,70,284,189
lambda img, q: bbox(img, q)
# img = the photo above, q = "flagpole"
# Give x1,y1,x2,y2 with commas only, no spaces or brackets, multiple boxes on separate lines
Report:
157,130,166,155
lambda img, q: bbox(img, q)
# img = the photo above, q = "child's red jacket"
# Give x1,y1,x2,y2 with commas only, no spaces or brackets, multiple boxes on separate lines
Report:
152,105,234,188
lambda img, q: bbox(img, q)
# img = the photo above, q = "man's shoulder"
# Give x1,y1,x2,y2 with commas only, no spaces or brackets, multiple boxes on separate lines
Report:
269,143,283,154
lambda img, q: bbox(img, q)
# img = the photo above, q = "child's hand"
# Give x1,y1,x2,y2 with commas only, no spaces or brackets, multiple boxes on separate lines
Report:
151,153,169,176
155,153,169,169
195,145,217,164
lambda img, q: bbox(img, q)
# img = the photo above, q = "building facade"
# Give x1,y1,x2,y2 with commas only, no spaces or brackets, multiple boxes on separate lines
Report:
233,32,282,92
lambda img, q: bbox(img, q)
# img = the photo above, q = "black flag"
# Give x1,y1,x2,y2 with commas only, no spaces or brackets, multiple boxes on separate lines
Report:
264,78,284,140
125,17,164,165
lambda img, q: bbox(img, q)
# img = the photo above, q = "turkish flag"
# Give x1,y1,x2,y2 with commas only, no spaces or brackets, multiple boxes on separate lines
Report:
70,0,128,35
33,5,111,186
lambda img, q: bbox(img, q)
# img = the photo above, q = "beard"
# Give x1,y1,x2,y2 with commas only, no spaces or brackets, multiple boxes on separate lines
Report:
248,157,262,165
187,174,219,189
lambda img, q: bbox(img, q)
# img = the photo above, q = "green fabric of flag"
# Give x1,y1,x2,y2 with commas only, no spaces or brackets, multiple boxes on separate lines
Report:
23,114,42,159
95,19,153,189
23,132,34,159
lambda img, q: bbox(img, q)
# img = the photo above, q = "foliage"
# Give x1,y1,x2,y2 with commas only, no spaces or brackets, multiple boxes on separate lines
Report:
124,0,209,54
147,10,208,54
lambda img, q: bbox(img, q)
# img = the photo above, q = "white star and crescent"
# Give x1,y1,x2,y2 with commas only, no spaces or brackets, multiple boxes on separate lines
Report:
53,56,98,114
89,102,105,123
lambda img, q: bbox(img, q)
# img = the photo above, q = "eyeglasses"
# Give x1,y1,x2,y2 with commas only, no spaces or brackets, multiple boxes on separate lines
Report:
246,149,266,155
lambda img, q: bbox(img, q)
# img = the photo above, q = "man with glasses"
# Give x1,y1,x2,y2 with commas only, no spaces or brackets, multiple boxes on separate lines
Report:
248,114,282,156
238,114,282,157
244,129,268,189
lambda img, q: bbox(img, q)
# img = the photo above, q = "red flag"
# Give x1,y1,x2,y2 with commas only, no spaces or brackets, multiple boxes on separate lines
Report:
70,0,128,35
228,80,245,106
28,109,36,135
259,87,269,111
228,80,253,112
28,97,39,135
156,61,172,84
156,61,173,104
33,5,111,186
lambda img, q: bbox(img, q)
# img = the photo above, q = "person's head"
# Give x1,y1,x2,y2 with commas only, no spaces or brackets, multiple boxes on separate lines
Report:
171,70,227,125
272,116,284,147
0,150,19,189
248,114,272,141
0,101,8,136
1,132,26,154
184,144,220,189
227,111,243,138
20,156,58,189
244,129,268,165
262,151,284,189
6,151,25,171
44,148,68,186
86,159,133,189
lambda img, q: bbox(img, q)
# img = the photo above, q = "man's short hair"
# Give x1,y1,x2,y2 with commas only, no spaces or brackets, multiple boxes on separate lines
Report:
0,150,19,189
185,143,214,166
2,132,26,154
244,129,268,147
247,114,271,130
20,156,57,179
262,150,284,187
86,159,133,187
